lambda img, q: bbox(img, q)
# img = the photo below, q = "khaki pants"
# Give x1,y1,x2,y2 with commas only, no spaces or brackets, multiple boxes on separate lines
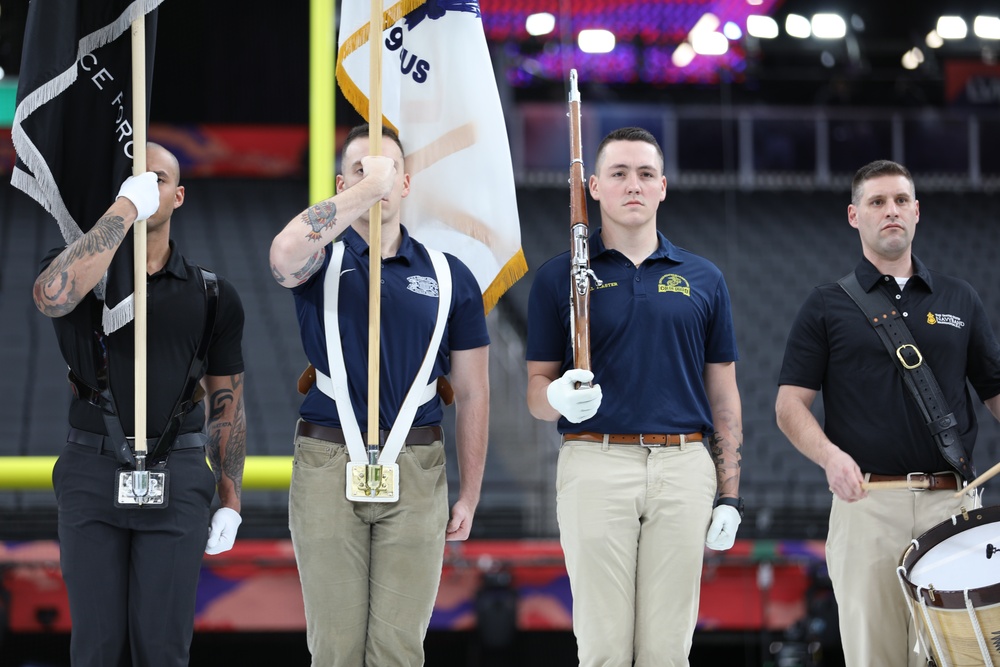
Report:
556,438,717,667
289,427,449,667
826,474,975,667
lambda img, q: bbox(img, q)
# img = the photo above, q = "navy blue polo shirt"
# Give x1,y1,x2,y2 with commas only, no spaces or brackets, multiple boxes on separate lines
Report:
292,225,489,429
778,256,1000,475
42,241,246,438
526,228,739,435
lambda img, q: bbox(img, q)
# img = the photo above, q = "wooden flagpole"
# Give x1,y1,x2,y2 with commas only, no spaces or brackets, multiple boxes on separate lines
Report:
131,15,148,459
367,0,383,452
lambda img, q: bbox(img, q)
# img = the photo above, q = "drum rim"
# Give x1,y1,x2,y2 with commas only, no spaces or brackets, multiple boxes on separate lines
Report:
899,505,1000,608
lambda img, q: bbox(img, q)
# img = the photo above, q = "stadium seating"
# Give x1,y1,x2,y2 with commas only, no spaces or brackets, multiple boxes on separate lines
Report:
3,179,999,541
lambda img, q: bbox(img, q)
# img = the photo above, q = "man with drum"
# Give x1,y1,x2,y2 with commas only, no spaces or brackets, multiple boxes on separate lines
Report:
776,159,1000,666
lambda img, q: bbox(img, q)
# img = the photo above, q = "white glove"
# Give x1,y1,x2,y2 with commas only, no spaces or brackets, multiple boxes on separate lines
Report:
205,507,242,555
546,368,602,423
705,504,742,551
116,172,159,220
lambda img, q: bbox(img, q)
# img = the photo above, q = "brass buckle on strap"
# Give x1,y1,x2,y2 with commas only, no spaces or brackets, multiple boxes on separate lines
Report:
346,462,400,503
896,344,923,370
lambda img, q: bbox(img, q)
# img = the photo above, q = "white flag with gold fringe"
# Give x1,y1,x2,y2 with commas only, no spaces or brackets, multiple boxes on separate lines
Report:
337,0,525,313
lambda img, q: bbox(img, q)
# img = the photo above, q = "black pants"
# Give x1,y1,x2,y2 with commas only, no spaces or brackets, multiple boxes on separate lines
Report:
52,441,217,667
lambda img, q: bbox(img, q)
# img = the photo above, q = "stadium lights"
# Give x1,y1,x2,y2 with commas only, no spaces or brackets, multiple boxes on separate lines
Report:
691,31,729,56
974,16,1000,39
936,16,967,39
525,13,555,37
811,14,846,39
578,29,615,54
925,30,944,48
785,14,812,39
723,21,743,40
747,15,779,39
686,12,727,56
672,42,696,68
901,47,924,70
690,13,721,37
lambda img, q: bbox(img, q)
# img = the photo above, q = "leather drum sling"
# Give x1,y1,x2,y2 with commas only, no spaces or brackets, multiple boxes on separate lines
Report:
838,272,973,482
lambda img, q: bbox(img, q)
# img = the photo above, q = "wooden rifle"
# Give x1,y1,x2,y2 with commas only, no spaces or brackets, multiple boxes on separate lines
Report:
567,69,602,375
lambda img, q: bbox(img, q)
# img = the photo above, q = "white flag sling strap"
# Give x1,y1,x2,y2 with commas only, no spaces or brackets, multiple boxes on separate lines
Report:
317,241,452,502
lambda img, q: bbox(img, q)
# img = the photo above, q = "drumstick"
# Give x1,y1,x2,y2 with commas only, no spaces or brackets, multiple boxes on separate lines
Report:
953,459,1000,498
862,480,924,491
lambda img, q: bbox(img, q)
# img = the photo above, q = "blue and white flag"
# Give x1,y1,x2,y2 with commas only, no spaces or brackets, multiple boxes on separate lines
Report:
337,0,525,313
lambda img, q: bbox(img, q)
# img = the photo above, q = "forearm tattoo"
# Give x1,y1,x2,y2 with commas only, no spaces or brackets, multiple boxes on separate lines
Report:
34,215,126,316
206,375,246,499
301,201,337,241
710,412,743,492
291,251,324,284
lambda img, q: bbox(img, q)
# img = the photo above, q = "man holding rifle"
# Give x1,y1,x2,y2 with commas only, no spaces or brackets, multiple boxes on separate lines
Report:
269,124,490,666
526,126,744,666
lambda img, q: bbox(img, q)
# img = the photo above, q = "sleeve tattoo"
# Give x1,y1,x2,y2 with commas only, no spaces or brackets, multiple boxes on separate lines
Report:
206,375,246,499
34,215,126,316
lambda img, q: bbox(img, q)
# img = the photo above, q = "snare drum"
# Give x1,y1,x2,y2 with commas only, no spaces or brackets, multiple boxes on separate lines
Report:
898,505,1000,667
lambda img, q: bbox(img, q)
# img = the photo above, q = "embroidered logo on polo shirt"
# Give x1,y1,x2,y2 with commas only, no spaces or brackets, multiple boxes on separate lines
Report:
658,274,691,297
927,312,965,329
407,275,439,297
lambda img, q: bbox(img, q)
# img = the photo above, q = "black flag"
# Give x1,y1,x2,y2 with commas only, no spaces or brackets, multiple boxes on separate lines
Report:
11,0,162,334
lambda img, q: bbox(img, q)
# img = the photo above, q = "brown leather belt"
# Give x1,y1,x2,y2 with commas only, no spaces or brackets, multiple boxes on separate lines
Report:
868,472,959,491
563,431,703,446
295,420,443,446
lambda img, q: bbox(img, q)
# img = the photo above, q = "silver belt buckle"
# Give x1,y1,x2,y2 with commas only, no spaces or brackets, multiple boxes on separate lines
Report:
638,433,660,448
906,472,929,492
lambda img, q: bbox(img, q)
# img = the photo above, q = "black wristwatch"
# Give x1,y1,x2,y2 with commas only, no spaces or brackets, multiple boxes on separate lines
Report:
714,496,744,518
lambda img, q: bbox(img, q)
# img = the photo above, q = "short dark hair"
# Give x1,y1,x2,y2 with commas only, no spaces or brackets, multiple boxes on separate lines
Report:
851,160,914,205
594,127,664,174
341,123,405,169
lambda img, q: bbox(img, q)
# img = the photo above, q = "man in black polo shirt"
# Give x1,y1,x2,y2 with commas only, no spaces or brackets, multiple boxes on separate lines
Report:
33,143,246,667
776,159,1000,667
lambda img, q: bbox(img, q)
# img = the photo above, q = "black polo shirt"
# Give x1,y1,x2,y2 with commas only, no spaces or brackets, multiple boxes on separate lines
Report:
41,240,245,438
778,256,1000,475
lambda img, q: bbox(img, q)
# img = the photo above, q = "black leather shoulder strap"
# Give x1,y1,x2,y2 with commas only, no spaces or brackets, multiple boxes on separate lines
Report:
71,269,221,464
838,272,973,481
147,268,220,460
